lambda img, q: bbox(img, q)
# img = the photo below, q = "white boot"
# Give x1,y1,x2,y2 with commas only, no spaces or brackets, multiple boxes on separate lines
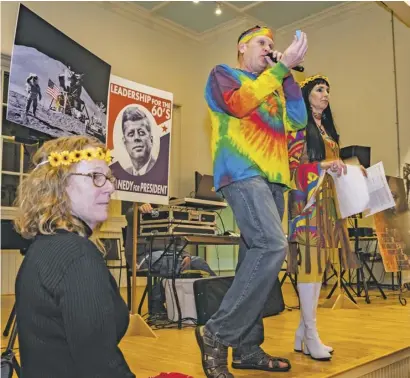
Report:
314,282,334,354
294,283,334,354
297,283,332,361
294,315,304,352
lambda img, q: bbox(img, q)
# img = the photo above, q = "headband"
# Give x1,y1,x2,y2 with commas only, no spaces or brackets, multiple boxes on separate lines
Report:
35,147,112,169
238,26,273,45
300,74,330,89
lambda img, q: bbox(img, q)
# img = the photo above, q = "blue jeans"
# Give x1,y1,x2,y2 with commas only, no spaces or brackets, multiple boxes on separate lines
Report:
204,176,287,358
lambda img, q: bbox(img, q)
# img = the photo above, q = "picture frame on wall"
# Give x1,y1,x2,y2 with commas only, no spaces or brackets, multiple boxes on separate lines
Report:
6,4,111,143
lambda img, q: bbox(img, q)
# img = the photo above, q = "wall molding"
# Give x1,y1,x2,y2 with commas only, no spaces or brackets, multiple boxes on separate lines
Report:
98,1,263,44
1,53,11,68
96,1,201,45
1,206,17,220
275,1,376,36
99,215,127,233
1,3,380,55
97,2,376,45
0,206,126,231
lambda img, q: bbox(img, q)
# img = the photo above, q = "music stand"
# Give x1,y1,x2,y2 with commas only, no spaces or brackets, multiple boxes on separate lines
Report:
280,266,299,297
322,248,359,310
0,220,29,378
349,216,387,303
1,220,31,337
1,319,21,377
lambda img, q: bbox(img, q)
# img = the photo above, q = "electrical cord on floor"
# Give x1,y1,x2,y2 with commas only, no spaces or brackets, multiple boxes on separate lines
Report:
144,309,198,329
144,279,199,330
148,318,198,330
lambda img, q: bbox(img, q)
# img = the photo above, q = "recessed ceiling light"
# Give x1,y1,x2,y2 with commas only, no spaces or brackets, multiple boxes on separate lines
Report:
215,3,222,15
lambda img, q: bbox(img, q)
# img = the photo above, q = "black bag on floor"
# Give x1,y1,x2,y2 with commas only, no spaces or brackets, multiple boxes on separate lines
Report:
193,276,285,326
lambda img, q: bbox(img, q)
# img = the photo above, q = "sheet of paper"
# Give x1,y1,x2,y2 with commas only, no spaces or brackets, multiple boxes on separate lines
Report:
364,161,395,216
328,164,370,219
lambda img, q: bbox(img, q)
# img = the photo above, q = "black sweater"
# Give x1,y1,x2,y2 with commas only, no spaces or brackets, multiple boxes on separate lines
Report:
15,227,135,378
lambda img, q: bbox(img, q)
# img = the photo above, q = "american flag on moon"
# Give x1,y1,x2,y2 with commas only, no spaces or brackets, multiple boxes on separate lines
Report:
46,79,60,100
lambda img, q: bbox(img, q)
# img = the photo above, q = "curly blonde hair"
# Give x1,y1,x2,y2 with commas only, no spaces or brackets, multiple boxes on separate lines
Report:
14,135,108,242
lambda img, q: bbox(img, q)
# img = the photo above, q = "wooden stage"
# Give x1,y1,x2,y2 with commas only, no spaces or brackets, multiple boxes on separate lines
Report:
2,283,409,377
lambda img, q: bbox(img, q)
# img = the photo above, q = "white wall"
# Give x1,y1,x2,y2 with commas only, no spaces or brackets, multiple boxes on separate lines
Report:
395,16,410,171
200,2,410,178
2,1,408,191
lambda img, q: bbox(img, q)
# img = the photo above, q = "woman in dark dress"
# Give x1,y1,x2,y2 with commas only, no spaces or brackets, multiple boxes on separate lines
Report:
14,135,135,378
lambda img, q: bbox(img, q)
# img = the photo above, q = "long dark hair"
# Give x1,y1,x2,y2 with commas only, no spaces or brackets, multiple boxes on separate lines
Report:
302,78,339,162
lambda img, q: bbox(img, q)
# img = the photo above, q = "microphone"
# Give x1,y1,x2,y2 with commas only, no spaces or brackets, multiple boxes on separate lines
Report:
266,53,304,73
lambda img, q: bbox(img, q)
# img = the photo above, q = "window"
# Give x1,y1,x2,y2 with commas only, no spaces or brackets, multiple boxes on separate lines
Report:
1,59,44,212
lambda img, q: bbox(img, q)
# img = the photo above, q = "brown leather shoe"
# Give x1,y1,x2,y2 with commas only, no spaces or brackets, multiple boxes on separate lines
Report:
232,349,291,372
195,326,234,378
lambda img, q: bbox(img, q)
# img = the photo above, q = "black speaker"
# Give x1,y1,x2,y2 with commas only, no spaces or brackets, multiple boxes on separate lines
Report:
193,276,284,326
340,145,371,168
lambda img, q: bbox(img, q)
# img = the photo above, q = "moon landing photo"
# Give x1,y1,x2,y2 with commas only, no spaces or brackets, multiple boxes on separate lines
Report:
6,4,111,143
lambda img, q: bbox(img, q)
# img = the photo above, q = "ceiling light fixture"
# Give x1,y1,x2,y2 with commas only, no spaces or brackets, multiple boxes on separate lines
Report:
193,0,200,3
215,2,222,15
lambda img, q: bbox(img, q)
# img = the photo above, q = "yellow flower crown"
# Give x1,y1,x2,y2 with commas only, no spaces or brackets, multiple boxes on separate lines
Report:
300,74,330,89
41,147,112,168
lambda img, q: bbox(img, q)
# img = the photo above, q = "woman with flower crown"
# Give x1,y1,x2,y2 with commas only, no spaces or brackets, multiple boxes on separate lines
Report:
287,75,361,362
13,135,135,378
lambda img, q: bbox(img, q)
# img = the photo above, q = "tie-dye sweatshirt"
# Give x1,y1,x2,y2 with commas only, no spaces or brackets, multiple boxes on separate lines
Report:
205,62,307,191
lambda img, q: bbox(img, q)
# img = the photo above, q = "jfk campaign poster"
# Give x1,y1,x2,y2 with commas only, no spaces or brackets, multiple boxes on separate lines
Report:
107,75,173,205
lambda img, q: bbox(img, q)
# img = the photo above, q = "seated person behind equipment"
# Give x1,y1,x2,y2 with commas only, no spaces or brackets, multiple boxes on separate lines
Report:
125,203,216,316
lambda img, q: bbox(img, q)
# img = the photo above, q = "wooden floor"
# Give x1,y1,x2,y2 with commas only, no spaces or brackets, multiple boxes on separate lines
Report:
2,283,410,378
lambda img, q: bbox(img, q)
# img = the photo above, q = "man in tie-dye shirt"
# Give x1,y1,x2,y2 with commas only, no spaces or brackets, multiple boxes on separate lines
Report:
195,26,308,377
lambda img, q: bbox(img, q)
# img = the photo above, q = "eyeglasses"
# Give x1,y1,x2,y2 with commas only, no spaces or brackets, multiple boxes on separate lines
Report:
70,172,116,188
